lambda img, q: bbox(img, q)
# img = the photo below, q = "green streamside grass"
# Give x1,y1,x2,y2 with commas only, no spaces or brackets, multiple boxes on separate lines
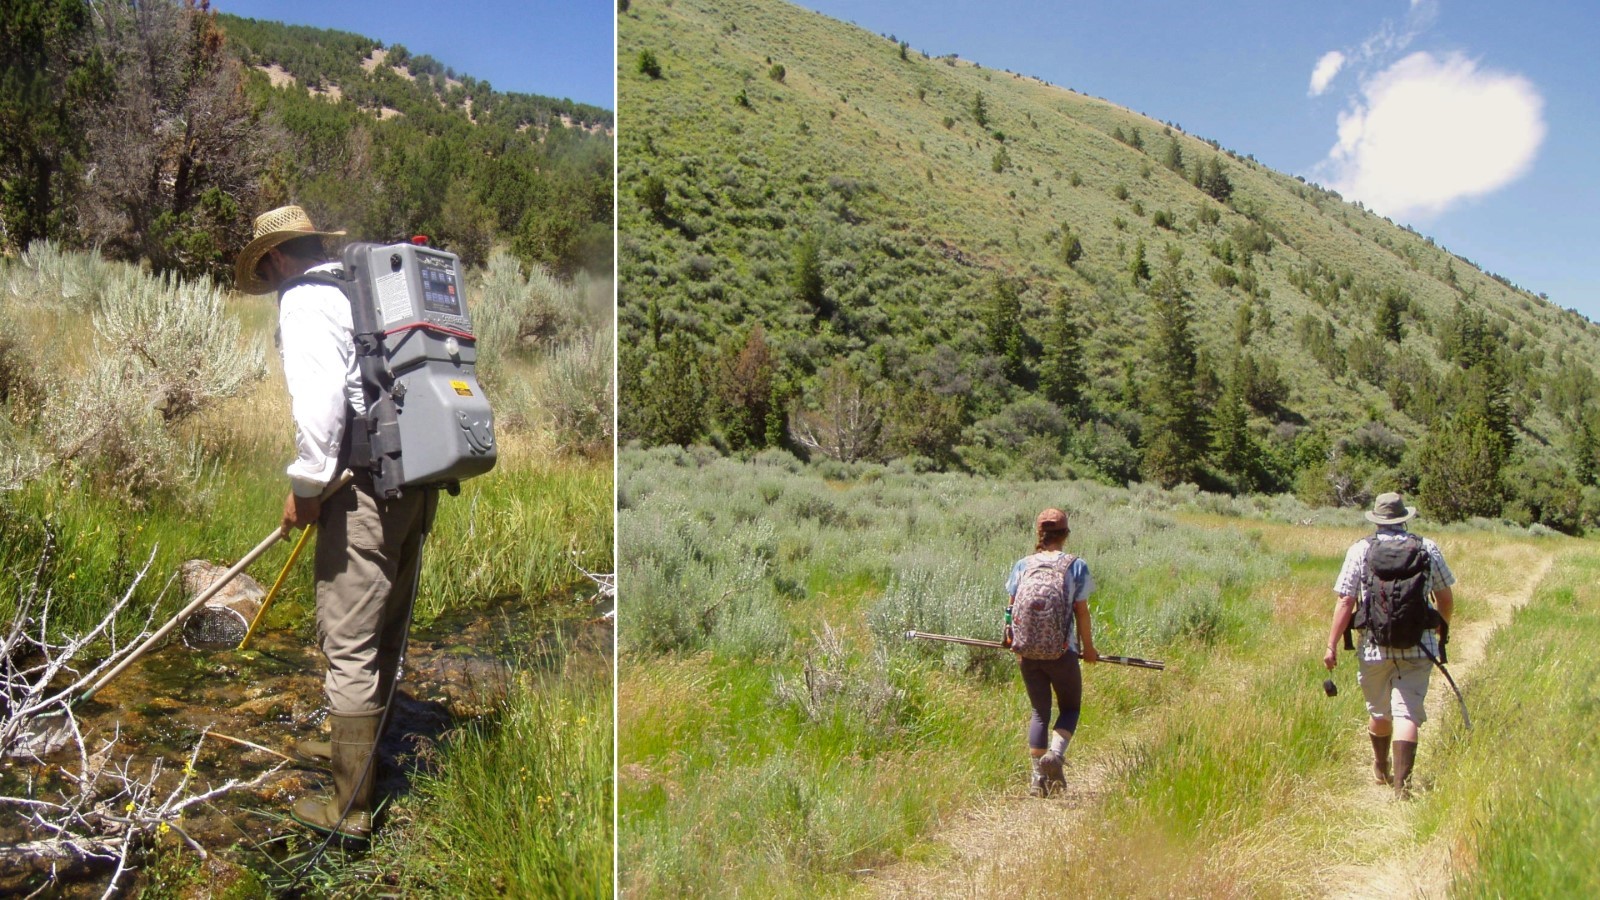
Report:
1424,551,1600,897
0,446,611,637
373,650,615,898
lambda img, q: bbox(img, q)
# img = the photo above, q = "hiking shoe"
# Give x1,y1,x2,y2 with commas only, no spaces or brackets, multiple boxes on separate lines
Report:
1039,751,1065,795
1029,759,1048,798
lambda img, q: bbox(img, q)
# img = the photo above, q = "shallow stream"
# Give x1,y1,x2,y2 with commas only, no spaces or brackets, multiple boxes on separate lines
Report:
0,592,611,894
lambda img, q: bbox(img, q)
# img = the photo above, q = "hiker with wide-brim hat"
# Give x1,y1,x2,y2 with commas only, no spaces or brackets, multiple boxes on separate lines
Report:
1004,508,1099,798
1324,492,1457,798
236,205,435,842
234,205,346,295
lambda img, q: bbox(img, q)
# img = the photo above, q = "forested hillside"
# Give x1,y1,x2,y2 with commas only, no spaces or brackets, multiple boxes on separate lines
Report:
1,0,613,280
617,0,1600,531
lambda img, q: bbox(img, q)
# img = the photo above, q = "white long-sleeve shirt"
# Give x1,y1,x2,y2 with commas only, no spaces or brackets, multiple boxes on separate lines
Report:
278,263,366,497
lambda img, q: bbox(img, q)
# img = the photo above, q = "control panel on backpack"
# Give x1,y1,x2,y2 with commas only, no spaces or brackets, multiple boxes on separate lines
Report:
343,241,497,492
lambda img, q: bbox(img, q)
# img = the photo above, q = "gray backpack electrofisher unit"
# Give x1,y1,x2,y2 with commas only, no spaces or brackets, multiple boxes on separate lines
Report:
291,240,496,498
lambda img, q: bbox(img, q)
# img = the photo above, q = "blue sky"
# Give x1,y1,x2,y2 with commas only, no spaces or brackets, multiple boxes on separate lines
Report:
212,0,615,110
792,0,1600,321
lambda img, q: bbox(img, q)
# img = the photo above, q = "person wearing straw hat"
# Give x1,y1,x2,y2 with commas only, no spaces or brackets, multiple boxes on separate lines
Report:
236,205,436,840
1005,507,1098,798
1324,492,1456,799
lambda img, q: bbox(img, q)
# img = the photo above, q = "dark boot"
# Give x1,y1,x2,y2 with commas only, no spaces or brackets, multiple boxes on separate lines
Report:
291,709,382,840
1391,740,1418,799
1369,731,1392,785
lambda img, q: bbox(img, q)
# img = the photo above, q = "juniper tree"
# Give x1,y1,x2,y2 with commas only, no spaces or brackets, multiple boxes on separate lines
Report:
983,277,1029,385
1140,252,1207,487
1211,359,1259,489
1573,418,1598,487
1197,156,1233,202
1416,412,1504,522
1375,286,1406,343
638,49,662,79
634,333,705,446
1040,291,1087,417
637,174,669,220
0,0,109,250
792,233,830,318
1128,238,1150,284
1058,227,1083,267
1163,138,1184,173
972,92,989,127
883,383,965,469
78,0,268,279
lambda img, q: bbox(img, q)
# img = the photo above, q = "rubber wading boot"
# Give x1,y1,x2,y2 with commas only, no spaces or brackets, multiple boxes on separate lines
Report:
1369,730,1393,786
297,714,394,767
291,710,382,840
293,738,331,767
1391,740,1418,800
1029,756,1048,798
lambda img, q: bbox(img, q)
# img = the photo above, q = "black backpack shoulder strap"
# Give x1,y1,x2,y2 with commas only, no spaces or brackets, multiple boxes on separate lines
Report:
278,270,349,297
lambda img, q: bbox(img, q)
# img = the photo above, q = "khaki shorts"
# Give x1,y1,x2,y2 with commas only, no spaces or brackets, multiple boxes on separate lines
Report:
1358,656,1431,725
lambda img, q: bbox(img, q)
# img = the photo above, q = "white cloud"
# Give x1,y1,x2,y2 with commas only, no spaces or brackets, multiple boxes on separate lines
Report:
1319,51,1545,219
1309,51,1346,96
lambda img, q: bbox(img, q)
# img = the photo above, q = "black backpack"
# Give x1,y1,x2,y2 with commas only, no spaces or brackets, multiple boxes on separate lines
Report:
1351,535,1438,649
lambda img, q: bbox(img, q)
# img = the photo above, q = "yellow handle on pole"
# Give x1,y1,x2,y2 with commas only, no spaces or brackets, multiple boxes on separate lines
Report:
237,523,314,650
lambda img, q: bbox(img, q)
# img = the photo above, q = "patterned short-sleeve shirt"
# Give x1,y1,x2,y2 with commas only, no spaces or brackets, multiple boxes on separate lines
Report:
1334,526,1456,661
1006,551,1095,654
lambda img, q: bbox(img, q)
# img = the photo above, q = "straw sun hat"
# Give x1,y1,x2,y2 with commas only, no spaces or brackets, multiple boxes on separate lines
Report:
234,205,345,294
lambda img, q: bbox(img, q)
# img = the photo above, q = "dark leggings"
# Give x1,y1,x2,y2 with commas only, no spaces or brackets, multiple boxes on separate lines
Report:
1019,652,1082,749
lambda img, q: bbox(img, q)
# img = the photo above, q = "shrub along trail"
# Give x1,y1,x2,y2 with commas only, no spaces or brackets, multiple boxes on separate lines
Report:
866,523,1568,899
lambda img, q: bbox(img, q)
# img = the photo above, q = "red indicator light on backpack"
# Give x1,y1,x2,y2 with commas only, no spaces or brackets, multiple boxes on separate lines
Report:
410,235,429,245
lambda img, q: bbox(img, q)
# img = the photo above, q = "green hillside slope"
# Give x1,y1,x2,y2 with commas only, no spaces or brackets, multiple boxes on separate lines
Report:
617,0,1600,529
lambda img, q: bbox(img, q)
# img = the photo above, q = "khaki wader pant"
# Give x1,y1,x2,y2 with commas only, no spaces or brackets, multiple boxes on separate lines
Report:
314,479,436,714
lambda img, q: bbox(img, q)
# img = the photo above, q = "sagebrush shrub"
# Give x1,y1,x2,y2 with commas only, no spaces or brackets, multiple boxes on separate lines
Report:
542,326,615,455
94,270,264,422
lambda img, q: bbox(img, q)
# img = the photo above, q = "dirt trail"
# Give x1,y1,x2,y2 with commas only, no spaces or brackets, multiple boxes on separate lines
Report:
866,537,1558,899
1322,544,1556,900
867,748,1119,897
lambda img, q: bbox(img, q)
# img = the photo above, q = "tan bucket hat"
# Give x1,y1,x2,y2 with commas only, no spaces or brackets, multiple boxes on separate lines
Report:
1365,492,1417,525
234,205,345,294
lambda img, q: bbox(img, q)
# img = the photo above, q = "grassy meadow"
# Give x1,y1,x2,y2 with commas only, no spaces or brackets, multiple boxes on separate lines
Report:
0,244,613,896
617,446,1598,897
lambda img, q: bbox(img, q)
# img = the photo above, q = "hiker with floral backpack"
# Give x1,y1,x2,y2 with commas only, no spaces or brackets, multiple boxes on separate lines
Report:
1005,508,1098,797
